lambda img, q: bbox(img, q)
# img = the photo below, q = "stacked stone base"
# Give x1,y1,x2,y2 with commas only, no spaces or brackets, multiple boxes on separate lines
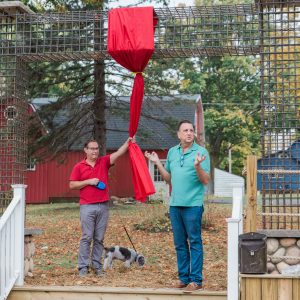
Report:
267,237,300,274
24,235,35,277
260,230,300,275
24,228,42,277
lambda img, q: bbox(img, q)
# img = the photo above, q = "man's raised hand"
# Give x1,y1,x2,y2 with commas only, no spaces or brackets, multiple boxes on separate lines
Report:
194,153,206,167
145,151,159,163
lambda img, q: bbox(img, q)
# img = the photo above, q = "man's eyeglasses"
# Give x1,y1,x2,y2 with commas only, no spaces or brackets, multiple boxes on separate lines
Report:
88,147,99,151
180,155,184,167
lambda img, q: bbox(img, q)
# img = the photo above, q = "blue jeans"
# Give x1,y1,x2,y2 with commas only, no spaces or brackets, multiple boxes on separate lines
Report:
169,206,204,285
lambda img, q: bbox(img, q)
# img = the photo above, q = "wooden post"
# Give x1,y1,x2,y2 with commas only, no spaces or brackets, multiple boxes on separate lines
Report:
245,155,257,232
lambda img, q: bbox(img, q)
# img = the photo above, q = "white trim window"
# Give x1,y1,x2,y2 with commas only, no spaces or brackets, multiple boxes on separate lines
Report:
153,161,166,182
149,159,169,203
4,105,18,120
27,157,36,171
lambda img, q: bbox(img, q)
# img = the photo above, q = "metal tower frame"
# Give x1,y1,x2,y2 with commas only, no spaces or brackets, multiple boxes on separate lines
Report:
0,1,299,229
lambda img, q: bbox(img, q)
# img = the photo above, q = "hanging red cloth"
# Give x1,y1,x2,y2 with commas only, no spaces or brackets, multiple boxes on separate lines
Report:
108,7,157,202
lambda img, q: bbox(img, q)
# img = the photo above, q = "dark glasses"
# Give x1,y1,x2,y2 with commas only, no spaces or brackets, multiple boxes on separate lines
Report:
180,155,184,167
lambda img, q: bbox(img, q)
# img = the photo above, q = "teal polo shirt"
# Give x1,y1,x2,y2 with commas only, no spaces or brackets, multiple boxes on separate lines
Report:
165,142,210,207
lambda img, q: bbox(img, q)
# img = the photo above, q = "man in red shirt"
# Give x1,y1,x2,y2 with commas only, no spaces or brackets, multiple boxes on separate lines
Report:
69,138,133,277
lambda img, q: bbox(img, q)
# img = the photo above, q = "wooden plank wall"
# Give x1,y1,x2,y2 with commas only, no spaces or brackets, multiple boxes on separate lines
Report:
241,276,300,300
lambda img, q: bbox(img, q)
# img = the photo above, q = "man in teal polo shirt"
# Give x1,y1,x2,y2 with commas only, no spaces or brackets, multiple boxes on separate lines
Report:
145,120,210,292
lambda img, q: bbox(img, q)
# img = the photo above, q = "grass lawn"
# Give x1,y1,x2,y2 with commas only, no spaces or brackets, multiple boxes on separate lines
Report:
25,201,231,290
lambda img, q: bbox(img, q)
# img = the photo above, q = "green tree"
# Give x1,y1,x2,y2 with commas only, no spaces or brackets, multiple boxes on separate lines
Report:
205,108,260,172
179,57,260,110
179,56,261,189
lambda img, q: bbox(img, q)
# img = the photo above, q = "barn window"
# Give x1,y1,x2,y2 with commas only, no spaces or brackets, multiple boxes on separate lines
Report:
27,157,36,171
4,106,18,120
278,152,289,158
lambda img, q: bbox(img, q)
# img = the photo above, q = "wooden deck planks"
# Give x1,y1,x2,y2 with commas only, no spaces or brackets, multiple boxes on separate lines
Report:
278,279,293,300
262,278,278,300
245,278,261,300
241,275,300,300
8,286,227,300
292,278,300,300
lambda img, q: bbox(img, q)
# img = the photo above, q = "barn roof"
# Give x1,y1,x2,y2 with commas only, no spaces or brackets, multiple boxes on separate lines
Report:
31,95,199,150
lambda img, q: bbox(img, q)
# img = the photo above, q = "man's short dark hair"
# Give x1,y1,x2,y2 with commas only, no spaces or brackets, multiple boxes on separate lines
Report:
177,120,194,131
84,139,98,148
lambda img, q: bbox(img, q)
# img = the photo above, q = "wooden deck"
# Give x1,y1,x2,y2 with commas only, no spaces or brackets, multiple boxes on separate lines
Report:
8,286,227,300
241,274,300,300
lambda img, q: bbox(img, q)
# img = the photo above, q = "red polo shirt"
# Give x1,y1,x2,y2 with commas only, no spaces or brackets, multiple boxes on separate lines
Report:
69,155,111,205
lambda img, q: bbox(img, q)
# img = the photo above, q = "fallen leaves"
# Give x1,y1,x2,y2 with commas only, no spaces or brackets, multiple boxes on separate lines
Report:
25,202,230,290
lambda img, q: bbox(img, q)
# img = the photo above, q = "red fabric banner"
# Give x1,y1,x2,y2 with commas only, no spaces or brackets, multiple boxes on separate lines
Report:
108,7,157,202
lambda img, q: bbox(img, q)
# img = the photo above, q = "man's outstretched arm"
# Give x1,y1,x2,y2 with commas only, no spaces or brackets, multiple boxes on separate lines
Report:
145,151,171,183
110,137,134,165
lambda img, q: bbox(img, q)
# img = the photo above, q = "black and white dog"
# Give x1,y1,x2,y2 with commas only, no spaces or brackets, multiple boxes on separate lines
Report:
103,246,145,270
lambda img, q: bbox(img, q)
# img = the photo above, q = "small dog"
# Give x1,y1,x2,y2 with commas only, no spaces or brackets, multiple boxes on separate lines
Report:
103,246,145,270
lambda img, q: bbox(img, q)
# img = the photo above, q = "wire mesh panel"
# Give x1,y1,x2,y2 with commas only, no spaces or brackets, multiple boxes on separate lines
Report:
1,5,262,61
154,5,260,58
258,0,300,229
14,11,108,62
0,10,28,215
0,55,28,216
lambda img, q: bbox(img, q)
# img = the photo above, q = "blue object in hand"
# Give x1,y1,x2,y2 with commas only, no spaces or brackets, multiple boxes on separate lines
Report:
96,181,106,190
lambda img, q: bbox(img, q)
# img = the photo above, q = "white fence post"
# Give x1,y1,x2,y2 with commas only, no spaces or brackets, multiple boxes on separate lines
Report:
12,184,26,286
0,184,27,300
227,183,244,300
232,184,244,235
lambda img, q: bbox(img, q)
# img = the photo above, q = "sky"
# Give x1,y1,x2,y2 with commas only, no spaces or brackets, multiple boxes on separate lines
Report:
109,0,196,8
168,0,195,6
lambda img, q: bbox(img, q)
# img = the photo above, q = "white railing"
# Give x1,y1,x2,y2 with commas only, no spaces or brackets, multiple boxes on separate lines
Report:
0,184,26,300
226,184,244,300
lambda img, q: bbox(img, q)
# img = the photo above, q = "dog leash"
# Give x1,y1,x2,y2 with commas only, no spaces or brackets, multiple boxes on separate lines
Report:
115,209,138,253
122,224,138,253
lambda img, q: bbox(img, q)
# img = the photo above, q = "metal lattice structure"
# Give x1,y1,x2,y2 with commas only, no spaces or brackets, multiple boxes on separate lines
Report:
0,3,30,215
258,0,300,229
1,3,261,62
0,1,299,228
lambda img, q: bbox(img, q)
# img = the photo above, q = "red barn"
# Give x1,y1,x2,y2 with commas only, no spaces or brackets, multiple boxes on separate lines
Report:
26,95,201,204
